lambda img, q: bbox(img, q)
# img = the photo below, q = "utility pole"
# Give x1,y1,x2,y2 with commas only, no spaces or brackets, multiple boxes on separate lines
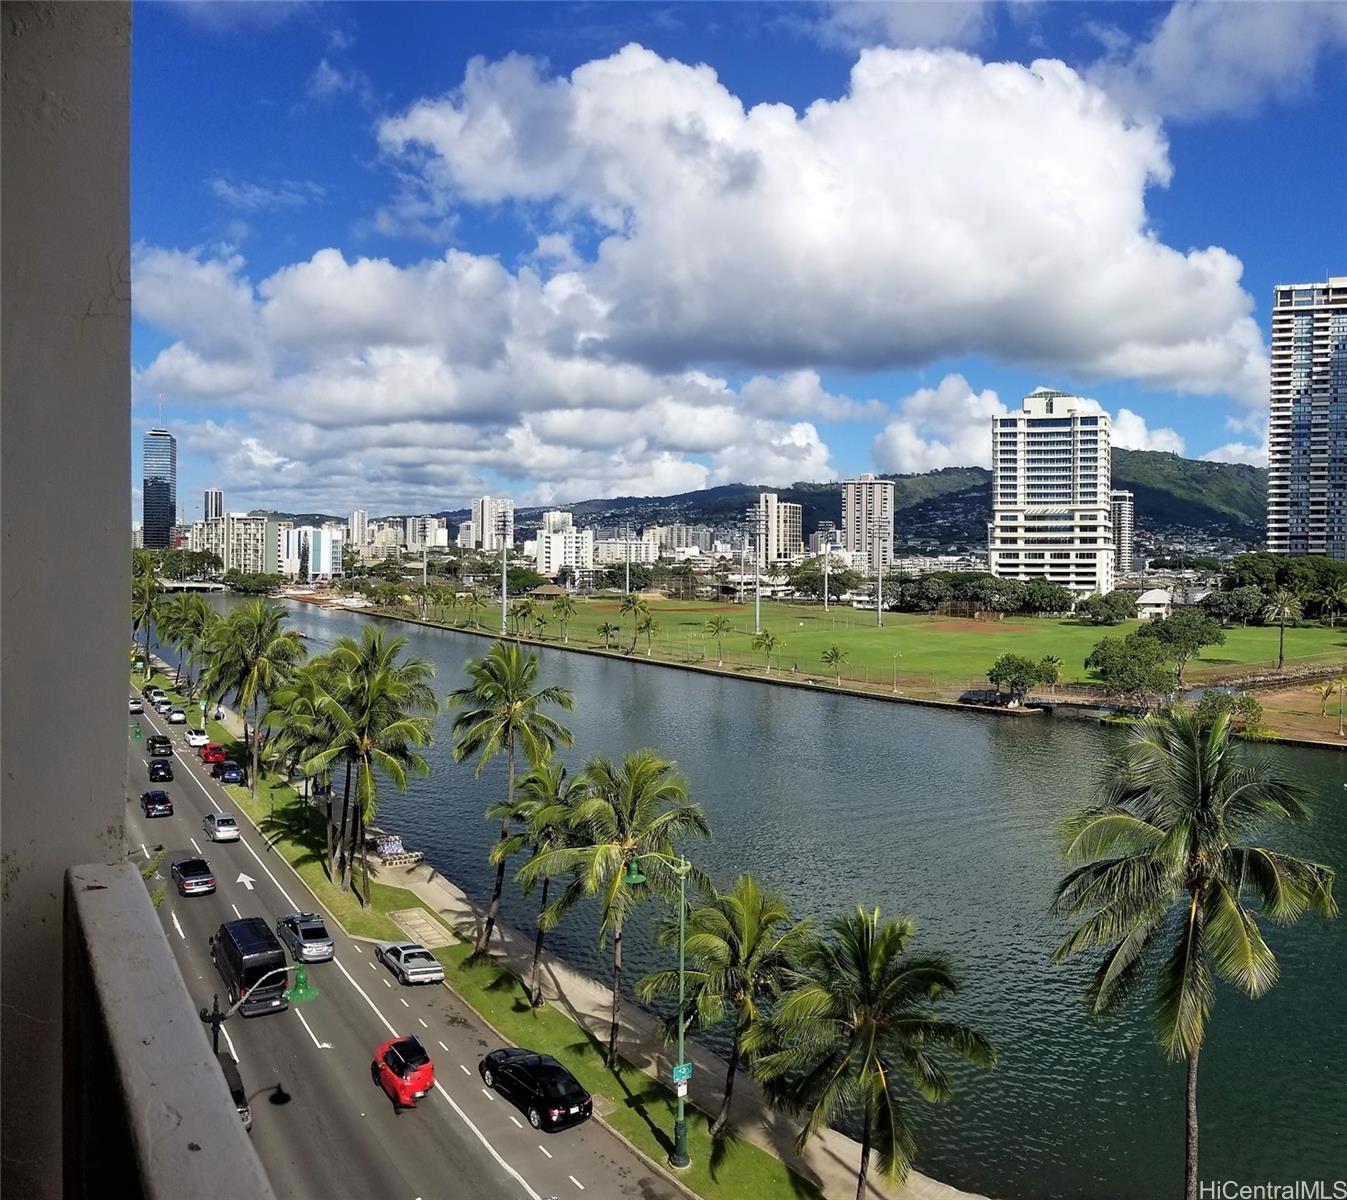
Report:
498,510,509,635
624,523,632,596
750,507,763,636
823,549,830,612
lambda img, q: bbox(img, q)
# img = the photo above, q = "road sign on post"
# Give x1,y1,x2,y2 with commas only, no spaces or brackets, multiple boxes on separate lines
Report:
671,1061,693,1084
675,1081,688,1098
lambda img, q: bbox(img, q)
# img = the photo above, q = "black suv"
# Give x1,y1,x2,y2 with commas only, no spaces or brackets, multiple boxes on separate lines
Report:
140,790,173,818
148,757,174,783
147,734,173,758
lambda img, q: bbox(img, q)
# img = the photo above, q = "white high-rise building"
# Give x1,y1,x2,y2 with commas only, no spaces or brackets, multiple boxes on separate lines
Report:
472,496,515,552
1110,490,1135,574
190,512,282,575
456,520,476,549
842,474,895,572
348,509,368,549
755,492,804,566
1266,276,1347,558
594,538,658,565
987,388,1114,595
534,512,595,577
281,526,344,579
203,488,223,521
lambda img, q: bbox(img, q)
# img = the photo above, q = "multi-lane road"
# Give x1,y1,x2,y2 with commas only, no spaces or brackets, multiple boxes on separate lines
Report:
126,701,677,1200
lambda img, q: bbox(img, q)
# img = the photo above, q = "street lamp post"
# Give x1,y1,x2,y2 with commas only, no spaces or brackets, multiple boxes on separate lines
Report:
201,965,317,1054
823,550,830,613
892,651,901,694
498,511,510,635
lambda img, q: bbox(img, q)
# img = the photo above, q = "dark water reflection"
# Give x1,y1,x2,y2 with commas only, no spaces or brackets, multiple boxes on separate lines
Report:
180,600,1347,1198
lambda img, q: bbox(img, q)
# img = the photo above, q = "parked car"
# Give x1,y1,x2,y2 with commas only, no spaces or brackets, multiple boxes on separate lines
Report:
140,790,173,818
128,696,144,714
169,855,216,896
372,1036,434,1111
218,1053,251,1132
148,758,174,783
185,728,209,748
211,761,243,785
276,912,335,963
140,681,157,697
167,707,187,724
153,697,173,714
147,686,166,702
203,811,240,842
147,735,173,758
199,743,226,763
478,1049,593,1131
374,942,444,986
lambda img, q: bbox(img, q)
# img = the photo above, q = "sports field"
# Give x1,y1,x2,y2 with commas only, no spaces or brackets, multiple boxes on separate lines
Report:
425,597,1347,695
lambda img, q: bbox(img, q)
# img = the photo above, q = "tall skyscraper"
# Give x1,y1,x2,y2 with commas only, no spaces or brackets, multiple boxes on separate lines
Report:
842,474,895,572
141,427,177,549
203,487,223,520
348,509,368,549
1110,490,1135,574
1266,276,1347,558
987,388,1114,595
755,492,804,565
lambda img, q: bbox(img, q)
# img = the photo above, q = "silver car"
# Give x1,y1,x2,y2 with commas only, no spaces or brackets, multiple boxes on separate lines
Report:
203,811,240,842
375,942,444,986
276,912,334,963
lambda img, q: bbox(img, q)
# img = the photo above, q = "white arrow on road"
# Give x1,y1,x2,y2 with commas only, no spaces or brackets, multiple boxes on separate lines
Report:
236,872,256,891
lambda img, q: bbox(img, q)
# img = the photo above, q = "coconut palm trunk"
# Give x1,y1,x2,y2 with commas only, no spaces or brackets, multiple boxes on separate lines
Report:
475,743,515,956
855,1095,872,1200
1185,1044,1200,1200
335,758,354,879
712,1024,742,1136
529,875,551,1006
607,912,624,1067
1277,620,1286,670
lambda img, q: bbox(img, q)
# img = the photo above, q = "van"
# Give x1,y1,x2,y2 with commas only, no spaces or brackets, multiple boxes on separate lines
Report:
209,918,289,1017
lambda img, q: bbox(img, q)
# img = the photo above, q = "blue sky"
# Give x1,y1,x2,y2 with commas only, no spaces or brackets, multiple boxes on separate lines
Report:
132,1,1347,520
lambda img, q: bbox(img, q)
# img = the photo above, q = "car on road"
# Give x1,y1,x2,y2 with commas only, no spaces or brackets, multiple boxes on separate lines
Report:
375,942,445,986
153,697,173,714
185,728,210,748
140,790,173,818
140,681,157,697
211,761,243,784
147,734,173,758
169,855,216,896
218,1053,252,1132
146,686,166,702
478,1049,593,1131
199,742,226,763
372,1036,435,1111
276,912,334,963
128,696,143,714
203,811,240,842
148,758,174,783
167,707,187,724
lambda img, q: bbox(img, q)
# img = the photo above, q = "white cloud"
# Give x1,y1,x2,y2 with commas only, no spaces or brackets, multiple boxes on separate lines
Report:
1088,1,1347,121
813,2,990,51
208,176,325,212
1201,441,1267,468
306,58,374,106
872,374,1005,472
1110,407,1185,454
739,370,884,421
379,44,1267,404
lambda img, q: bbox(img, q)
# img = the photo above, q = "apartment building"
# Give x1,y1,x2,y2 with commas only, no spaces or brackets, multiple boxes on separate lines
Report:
842,474,895,572
1110,490,1135,574
755,492,804,565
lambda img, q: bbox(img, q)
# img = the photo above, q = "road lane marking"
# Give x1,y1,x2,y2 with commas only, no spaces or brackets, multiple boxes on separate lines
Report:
399,997,410,1008
459,1064,469,1074
430,1079,542,1200
537,1145,552,1160
353,943,363,953
369,961,377,971
220,1025,239,1063
295,1009,333,1050
236,872,257,891
569,1175,584,1191
509,1116,522,1128
481,1088,494,1101
383,979,392,988
439,1042,450,1053
140,843,149,860
418,1018,428,1029
231,904,242,919
190,837,203,854
333,958,398,1037
171,911,185,941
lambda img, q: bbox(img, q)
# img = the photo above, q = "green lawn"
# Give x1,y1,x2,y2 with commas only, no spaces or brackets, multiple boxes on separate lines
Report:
416,599,1347,693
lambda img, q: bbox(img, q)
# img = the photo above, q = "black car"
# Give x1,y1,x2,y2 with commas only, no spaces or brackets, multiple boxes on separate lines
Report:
478,1049,593,1131
148,758,174,783
140,790,173,818
147,735,173,758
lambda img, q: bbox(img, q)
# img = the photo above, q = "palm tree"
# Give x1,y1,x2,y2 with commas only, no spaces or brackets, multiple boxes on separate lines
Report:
448,642,574,956
465,591,488,629
532,613,548,641
1040,654,1063,694
551,594,578,643
638,874,810,1136
752,629,781,674
266,657,339,860
820,644,848,685
704,614,732,667
131,570,161,679
156,592,194,687
1322,581,1347,627
1336,675,1347,737
1262,588,1302,671
619,593,650,653
521,750,710,1067
200,600,305,795
505,760,587,1005
756,906,996,1200
1052,709,1337,1200
1314,680,1336,717
597,621,620,650
637,613,661,657
508,598,536,636
179,593,217,696
306,628,436,900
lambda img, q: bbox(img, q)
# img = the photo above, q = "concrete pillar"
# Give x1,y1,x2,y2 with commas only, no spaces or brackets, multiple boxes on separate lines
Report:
2,4,131,1196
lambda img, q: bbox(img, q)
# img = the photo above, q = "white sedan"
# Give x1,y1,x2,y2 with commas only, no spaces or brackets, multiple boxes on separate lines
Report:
185,728,210,747
167,708,187,724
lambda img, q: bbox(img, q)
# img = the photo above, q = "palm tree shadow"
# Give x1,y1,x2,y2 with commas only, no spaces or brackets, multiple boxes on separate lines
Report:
256,800,327,869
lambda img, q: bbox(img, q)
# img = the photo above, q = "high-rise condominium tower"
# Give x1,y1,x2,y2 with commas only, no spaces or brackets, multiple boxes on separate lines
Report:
1266,276,1347,558
987,389,1114,595
141,427,177,549
755,492,803,565
204,488,223,521
1110,490,1135,574
472,496,515,552
348,509,368,548
842,474,895,572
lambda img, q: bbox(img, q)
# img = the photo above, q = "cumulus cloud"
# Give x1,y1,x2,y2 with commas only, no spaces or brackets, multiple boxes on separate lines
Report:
1201,441,1266,467
872,374,1005,472
1110,407,1185,454
812,1,990,51
1088,1,1347,122
379,44,1267,404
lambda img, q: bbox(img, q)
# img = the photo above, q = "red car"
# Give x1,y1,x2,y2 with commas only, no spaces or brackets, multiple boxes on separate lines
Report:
372,1036,434,1111
199,743,226,764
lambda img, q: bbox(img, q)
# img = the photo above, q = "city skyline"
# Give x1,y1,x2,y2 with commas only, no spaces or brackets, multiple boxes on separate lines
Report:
130,3,1346,515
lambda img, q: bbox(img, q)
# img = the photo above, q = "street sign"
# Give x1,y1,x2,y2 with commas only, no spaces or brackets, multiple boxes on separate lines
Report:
675,1081,688,1098
671,1061,693,1084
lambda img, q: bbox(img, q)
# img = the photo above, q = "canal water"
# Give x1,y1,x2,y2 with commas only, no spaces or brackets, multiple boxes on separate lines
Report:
172,600,1347,1198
